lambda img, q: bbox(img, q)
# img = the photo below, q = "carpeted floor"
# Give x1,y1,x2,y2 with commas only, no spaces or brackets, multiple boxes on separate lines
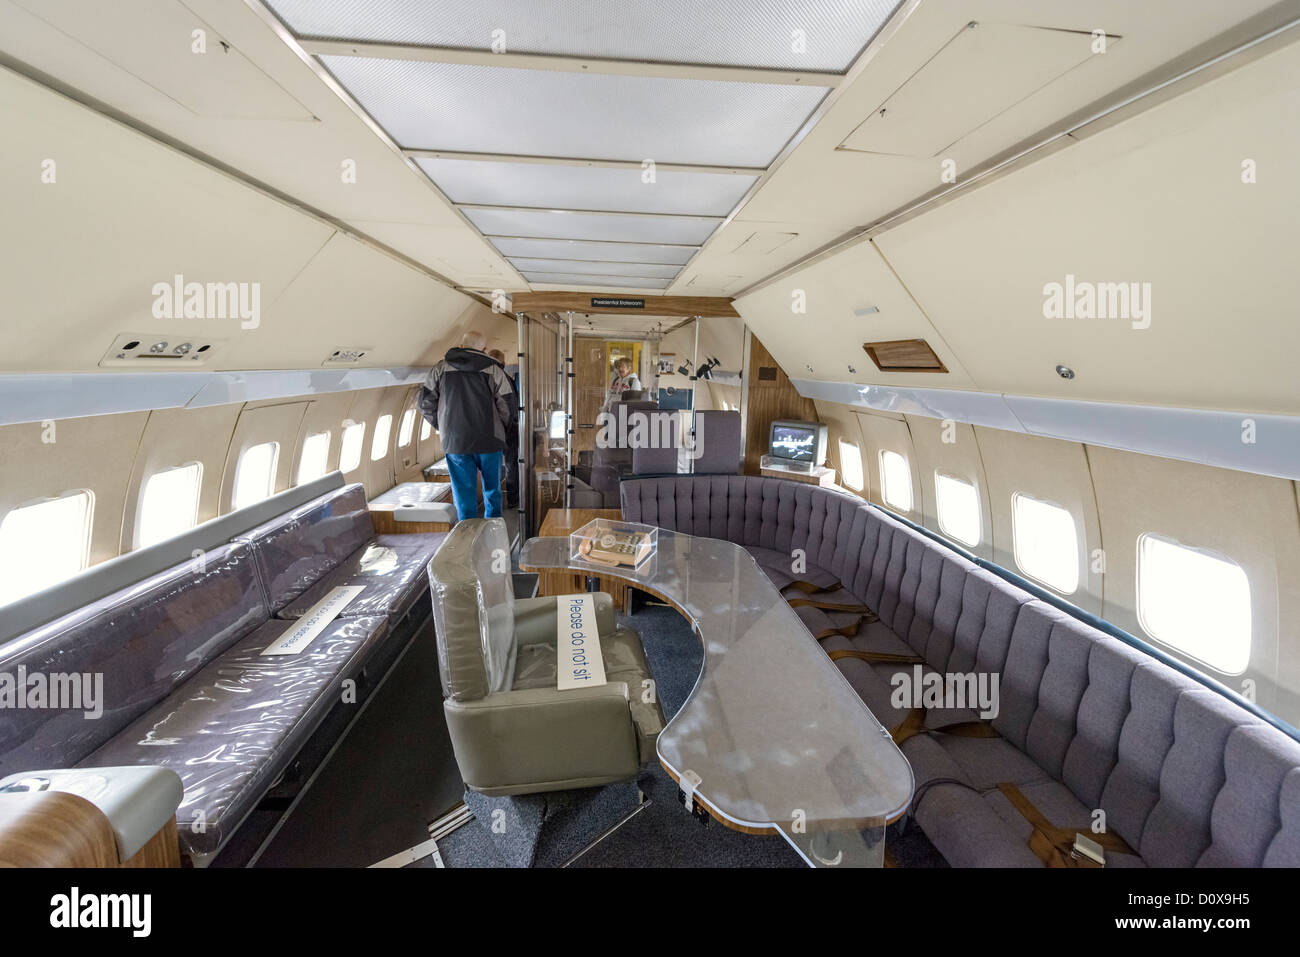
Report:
252,591,947,868
441,600,947,867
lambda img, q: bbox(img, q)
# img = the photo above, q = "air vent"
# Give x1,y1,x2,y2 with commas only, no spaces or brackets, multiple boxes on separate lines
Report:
99,333,221,367
323,348,372,367
862,339,948,373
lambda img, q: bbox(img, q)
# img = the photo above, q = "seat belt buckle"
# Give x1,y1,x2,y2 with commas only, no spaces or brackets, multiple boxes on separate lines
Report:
1071,833,1105,867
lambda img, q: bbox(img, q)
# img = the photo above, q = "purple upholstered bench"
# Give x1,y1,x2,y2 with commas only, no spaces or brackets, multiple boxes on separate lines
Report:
0,482,444,865
622,475,1300,868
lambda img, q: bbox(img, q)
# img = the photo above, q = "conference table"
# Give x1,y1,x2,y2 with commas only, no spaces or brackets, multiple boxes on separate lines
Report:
519,527,915,867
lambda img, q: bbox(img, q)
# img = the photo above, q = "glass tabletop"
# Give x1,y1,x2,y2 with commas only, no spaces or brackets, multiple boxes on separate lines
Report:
520,529,915,867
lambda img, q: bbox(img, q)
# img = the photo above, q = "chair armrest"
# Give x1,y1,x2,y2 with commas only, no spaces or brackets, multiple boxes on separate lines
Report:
514,593,615,646
444,683,640,792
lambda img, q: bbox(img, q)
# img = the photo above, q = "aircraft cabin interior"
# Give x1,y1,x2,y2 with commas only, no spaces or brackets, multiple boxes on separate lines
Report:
0,0,1297,924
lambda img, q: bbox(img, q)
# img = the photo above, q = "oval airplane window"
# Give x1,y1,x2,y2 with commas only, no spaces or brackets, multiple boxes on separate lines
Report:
297,431,331,485
340,421,366,473
935,472,980,547
233,441,279,510
0,491,93,606
137,463,202,548
838,439,864,491
1138,533,1251,675
879,449,912,513
371,414,394,461
398,408,417,448
1012,492,1080,594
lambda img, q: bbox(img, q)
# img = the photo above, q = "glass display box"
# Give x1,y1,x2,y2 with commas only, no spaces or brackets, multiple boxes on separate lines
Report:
568,518,658,570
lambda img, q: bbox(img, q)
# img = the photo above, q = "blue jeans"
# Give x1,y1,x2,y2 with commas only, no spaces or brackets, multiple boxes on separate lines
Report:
446,451,503,521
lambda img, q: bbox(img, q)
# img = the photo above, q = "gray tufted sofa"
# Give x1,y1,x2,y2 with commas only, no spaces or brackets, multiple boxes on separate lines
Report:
622,475,1300,868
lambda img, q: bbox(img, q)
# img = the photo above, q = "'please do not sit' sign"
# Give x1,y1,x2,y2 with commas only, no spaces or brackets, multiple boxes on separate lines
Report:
556,594,607,690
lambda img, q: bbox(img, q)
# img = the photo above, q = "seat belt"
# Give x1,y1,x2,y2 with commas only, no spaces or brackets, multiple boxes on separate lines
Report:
785,596,877,615
889,708,1000,746
826,649,924,664
996,782,1136,867
811,622,864,641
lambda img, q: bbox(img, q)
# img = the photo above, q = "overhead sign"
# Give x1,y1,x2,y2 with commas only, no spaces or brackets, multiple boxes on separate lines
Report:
555,593,607,690
590,297,645,309
261,586,364,655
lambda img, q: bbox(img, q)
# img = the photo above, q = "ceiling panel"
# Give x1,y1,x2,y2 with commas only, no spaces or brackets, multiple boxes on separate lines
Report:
490,238,696,265
508,258,682,280
839,23,1101,157
521,272,671,289
465,208,720,245
320,56,827,166
416,157,756,215
268,0,901,72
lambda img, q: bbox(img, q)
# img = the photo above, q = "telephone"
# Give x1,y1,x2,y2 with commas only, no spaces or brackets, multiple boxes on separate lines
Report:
578,529,653,567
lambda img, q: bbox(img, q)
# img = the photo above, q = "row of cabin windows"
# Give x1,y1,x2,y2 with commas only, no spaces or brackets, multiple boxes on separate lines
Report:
836,439,1252,676
0,427,1250,676
0,402,432,609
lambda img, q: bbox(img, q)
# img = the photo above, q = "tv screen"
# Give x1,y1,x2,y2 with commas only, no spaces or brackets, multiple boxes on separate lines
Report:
771,424,817,463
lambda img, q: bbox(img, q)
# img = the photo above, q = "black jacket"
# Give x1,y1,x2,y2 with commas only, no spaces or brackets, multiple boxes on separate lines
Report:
418,347,514,455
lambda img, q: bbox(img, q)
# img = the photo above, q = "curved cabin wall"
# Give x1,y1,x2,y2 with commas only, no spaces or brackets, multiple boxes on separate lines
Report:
817,400,1300,725
0,55,517,595
739,37,1300,728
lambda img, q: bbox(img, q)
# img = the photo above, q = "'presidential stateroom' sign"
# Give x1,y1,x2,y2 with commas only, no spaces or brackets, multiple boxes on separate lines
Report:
556,593,607,690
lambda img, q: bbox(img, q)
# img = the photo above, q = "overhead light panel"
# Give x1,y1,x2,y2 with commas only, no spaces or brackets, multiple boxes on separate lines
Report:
416,158,757,217
268,0,903,73
489,237,696,265
520,272,671,289
320,57,827,167
508,258,681,280
465,208,720,245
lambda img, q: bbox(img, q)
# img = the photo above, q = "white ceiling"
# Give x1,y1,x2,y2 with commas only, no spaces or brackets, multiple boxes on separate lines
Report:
0,0,1290,306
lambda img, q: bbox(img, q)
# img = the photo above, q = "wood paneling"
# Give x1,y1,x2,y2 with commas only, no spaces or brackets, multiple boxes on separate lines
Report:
512,292,739,319
521,508,629,607
120,818,181,868
573,337,609,453
862,338,948,373
367,504,453,535
744,334,819,475
0,792,182,868
0,792,120,868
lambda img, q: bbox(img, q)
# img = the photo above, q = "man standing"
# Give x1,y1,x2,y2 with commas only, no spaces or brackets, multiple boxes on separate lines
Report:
419,331,513,520
487,348,520,510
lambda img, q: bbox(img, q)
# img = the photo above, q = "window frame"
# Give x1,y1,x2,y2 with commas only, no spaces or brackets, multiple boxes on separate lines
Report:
397,407,417,449
370,413,394,462
878,449,913,513
934,471,981,547
1011,491,1080,595
339,420,366,473
136,461,203,549
297,430,332,485
0,489,94,606
838,438,864,492
1136,532,1252,675
232,440,280,511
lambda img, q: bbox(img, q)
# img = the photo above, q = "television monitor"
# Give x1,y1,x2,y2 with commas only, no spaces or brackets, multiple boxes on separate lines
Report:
768,420,827,468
